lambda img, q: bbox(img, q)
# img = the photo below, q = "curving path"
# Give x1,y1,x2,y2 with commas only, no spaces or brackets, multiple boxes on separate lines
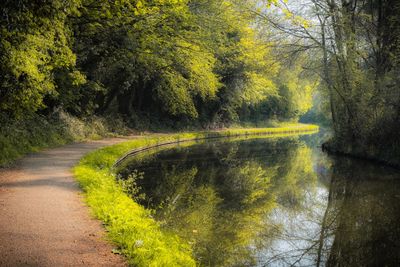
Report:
0,138,135,266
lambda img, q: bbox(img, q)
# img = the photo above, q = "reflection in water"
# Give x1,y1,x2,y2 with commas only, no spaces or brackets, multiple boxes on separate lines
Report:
117,136,400,267
324,158,400,267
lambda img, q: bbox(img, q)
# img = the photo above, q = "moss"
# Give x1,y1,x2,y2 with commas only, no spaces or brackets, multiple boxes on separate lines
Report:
73,124,318,266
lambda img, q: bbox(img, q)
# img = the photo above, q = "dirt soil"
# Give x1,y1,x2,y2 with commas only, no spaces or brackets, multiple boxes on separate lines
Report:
0,138,134,266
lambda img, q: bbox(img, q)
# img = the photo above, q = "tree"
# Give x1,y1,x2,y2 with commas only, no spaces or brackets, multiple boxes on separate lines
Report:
254,0,400,162
0,0,84,118
74,0,221,122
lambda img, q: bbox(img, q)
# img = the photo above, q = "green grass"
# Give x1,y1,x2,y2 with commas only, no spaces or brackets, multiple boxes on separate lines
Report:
73,124,318,266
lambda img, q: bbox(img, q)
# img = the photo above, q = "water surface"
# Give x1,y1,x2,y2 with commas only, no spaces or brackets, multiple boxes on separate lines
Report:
117,133,400,266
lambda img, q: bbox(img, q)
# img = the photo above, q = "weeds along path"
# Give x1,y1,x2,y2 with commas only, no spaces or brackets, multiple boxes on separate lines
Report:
0,137,135,266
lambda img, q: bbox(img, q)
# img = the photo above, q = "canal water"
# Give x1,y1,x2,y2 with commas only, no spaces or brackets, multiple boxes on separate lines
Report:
117,132,400,266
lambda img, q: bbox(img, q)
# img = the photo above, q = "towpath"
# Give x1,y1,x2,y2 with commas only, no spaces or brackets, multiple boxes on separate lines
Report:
0,138,133,266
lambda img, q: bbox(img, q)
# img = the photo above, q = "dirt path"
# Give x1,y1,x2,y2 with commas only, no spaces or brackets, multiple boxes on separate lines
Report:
0,138,134,266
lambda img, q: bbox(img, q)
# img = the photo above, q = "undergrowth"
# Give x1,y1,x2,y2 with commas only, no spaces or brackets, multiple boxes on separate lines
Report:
73,124,319,266
0,111,129,167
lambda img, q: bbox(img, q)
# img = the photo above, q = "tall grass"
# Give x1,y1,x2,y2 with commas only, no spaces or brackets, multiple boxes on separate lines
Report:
74,124,319,266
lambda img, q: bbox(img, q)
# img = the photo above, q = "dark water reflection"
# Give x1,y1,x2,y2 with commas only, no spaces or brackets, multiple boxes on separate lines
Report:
117,134,400,267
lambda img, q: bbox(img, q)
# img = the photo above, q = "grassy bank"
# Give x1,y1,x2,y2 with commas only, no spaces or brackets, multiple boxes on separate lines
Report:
73,124,318,266
0,111,129,167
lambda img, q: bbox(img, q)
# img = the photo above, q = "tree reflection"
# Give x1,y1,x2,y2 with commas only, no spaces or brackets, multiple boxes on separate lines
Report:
118,138,317,266
118,138,400,266
261,156,400,267
325,158,400,267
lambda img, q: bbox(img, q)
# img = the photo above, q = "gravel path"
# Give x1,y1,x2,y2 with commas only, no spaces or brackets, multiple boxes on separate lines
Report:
0,138,133,266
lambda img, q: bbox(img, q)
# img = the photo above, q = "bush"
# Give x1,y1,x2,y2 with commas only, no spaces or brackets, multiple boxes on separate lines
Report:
0,111,128,167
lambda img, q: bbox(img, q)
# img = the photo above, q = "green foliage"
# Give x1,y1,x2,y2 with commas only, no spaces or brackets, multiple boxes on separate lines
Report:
276,61,317,119
203,1,280,123
74,0,222,120
1,0,319,132
0,111,128,167
0,0,83,117
118,170,146,202
70,0,311,126
300,90,332,127
317,0,400,163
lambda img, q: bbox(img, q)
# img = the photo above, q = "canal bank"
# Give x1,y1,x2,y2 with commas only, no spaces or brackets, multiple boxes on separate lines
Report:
74,124,318,266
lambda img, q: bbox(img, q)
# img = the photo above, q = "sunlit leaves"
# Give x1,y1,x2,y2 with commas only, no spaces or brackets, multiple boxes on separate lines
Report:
0,0,83,117
155,71,199,118
0,0,315,125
